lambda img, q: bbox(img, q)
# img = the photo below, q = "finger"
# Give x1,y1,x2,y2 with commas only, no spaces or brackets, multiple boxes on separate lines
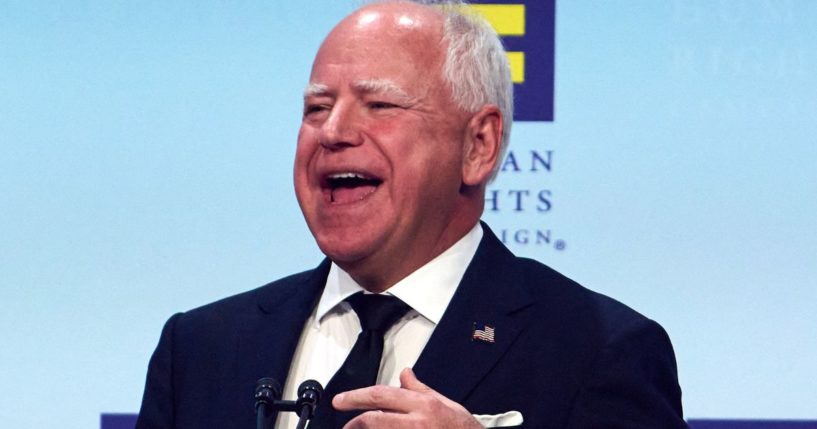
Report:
333,385,424,413
399,367,432,393
344,410,415,429
399,367,467,411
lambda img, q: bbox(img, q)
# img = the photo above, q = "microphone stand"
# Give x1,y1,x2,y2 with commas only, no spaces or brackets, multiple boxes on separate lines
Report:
295,407,312,429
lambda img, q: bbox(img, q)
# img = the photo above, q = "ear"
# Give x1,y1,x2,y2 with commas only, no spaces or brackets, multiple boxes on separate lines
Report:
462,105,503,186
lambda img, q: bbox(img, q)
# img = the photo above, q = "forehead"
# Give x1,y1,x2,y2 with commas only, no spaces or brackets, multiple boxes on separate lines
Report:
309,4,446,90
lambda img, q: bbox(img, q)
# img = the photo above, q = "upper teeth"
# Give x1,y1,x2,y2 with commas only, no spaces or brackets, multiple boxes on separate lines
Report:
329,172,367,180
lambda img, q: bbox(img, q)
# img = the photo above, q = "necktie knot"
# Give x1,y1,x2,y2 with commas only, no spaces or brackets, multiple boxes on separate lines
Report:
347,292,410,333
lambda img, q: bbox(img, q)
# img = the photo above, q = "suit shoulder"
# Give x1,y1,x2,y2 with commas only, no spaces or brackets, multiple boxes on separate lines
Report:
512,256,658,339
173,266,322,331
511,258,686,423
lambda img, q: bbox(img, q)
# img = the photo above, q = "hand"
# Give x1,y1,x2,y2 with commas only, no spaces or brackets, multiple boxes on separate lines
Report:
332,367,483,429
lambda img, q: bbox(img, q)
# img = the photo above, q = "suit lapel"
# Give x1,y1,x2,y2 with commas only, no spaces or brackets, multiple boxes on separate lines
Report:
232,225,533,408
413,224,535,403
235,260,330,404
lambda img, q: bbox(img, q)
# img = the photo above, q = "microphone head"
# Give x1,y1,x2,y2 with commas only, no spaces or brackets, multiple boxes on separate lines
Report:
255,377,282,407
296,379,324,418
297,379,324,402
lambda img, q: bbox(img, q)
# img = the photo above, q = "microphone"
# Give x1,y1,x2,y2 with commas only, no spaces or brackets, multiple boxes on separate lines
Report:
255,377,283,410
254,377,324,429
255,378,282,429
295,380,324,429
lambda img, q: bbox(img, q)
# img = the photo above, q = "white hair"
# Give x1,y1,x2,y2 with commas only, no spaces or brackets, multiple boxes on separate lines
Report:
437,1,513,180
365,0,514,180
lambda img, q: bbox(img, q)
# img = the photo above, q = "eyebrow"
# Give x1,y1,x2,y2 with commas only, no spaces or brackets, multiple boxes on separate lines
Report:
353,79,417,105
353,79,410,98
303,79,415,104
303,83,329,98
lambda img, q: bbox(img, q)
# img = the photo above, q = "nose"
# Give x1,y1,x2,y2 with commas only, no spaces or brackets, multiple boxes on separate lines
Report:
319,101,363,150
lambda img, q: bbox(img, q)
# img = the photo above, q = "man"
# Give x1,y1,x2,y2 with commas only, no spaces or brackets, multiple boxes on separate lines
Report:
136,1,686,428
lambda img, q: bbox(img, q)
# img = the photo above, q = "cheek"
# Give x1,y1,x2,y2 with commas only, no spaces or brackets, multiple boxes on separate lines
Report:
295,127,311,156
293,138,316,204
294,128,317,172
394,148,461,205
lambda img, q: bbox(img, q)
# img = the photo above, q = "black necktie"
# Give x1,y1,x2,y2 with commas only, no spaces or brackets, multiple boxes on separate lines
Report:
309,292,411,428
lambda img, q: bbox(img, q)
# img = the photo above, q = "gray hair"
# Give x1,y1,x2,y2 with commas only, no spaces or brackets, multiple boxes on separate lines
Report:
438,1,513,180
366,0,514,180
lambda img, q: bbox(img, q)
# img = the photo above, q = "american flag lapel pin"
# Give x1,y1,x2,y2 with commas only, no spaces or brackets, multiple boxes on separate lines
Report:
472,322,496,344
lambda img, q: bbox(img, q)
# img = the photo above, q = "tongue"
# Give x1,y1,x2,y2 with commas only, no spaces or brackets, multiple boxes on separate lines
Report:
331,185,377,204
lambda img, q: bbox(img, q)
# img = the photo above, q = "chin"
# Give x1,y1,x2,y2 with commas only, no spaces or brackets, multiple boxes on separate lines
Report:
314,230,376,265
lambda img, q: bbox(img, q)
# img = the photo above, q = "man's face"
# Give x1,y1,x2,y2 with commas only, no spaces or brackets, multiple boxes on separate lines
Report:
294,5,472,289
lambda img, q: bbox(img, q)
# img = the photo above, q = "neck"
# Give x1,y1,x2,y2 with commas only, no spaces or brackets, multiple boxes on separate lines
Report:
345,220,480,293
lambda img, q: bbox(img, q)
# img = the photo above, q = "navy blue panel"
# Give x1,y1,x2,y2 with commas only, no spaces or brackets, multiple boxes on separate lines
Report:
103,415,817,427
688,420,817,429
100,413,138,429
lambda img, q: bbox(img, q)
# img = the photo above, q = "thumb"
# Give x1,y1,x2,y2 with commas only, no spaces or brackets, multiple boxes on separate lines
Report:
399,367,432,393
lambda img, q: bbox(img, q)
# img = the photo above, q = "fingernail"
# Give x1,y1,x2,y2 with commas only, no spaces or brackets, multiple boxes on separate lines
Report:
334,393,344,404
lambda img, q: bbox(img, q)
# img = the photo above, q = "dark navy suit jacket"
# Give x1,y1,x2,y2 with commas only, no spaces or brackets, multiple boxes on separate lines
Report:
135,225,686,428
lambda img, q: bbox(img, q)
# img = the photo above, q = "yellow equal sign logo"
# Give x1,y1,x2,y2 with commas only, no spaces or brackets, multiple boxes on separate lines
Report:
470,4,526,83
469,0,554,121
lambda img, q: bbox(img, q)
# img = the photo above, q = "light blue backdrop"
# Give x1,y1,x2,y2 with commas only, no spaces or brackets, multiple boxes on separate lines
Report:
1,1,815,428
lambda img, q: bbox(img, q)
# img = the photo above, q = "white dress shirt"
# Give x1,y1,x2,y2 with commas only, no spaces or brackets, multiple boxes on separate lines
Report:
275,224,483,429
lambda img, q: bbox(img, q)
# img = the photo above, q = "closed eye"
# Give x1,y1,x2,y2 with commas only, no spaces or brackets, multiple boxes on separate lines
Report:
304,104,330,116
369,101,399,110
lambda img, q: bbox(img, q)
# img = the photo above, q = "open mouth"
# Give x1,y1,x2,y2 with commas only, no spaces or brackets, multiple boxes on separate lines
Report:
322,172,383,204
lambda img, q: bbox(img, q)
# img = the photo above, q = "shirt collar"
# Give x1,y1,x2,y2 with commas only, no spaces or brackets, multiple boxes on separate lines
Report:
315,223,484,327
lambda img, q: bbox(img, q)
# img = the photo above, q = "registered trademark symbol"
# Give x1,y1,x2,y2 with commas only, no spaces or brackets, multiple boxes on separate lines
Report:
554,240,566,251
